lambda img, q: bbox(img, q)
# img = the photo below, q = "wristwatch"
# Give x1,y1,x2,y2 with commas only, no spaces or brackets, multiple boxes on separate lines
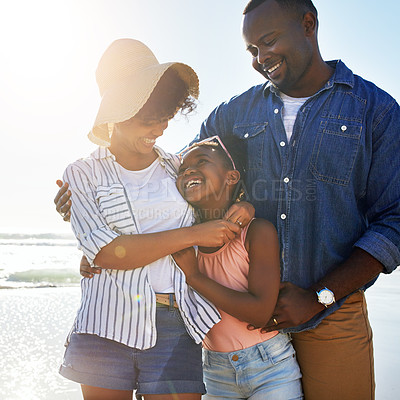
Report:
316,287,335,307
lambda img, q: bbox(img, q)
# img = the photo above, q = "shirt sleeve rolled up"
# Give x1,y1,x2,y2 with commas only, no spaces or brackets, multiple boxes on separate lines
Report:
354,99,400,273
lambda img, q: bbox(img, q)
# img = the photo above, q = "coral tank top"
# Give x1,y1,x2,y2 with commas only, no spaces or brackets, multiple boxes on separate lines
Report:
198,220,278,352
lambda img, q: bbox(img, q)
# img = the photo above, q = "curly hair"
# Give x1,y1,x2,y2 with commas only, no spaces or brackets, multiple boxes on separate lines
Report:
219,135,249,203
193,135,249,203
135,68,197,123
243,0,317,19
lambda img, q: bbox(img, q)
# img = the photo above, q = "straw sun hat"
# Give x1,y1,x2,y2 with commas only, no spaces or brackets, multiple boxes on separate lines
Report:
88,38,199,146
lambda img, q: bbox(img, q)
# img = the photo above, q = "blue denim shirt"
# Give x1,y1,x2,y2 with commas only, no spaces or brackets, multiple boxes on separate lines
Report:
198,60,400,332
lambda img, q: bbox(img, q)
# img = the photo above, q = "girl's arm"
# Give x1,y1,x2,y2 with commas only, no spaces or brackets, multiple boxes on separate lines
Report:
173,219,280,328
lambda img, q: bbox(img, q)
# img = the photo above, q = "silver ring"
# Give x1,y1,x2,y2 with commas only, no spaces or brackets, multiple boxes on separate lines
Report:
235,219,243,226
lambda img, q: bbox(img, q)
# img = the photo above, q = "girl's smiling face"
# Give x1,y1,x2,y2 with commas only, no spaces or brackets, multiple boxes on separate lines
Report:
176,146,239,211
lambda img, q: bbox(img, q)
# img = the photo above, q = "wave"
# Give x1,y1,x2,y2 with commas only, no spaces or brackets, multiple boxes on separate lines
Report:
0,240,77,247
0,232,76,247
0,232,74,240
0,268,81,289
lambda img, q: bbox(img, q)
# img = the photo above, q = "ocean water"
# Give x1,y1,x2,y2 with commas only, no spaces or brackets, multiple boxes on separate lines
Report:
0,231,82,289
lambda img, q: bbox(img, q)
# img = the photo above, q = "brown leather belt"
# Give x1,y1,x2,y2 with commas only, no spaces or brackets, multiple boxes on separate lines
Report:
155,293,178,308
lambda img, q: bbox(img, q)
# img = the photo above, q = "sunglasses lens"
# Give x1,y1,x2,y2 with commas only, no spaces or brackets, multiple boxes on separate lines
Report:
180,136,236,170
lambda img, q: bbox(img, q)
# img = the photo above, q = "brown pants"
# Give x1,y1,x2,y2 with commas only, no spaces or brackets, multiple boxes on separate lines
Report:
291,291,375,400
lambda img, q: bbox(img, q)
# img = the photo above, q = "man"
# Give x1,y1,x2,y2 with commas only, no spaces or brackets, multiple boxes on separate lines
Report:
198,0,400,399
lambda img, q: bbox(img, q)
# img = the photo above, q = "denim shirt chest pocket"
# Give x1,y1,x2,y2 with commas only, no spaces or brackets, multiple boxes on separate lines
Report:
309,91,366,186
95,183,133,233
233,122,268,170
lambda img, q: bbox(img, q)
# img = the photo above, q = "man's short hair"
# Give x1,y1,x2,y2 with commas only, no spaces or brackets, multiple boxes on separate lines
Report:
243,0,317,19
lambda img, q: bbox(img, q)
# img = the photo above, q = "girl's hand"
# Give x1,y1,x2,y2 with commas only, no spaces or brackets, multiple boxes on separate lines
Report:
223,201,255,228
80,255,101,278
172,247,200,281
54,180,72,221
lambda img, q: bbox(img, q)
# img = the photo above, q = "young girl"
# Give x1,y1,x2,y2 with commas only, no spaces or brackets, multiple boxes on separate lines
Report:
173,135,303,399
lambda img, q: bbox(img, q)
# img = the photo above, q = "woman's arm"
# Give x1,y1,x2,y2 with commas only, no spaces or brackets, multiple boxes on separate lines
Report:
56,178,250,269
94,220,240,269
61,169,241,269
173,219,280,328
96,201,254,268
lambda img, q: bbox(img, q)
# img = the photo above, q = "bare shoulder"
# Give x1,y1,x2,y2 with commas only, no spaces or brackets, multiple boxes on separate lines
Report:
245,218,278,250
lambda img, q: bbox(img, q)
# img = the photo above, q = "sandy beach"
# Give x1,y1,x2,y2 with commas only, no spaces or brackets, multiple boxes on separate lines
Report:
0,287,82,400
0,270,399,400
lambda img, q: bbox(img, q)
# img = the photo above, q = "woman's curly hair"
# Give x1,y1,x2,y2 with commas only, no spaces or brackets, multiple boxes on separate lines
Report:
135,68,197,123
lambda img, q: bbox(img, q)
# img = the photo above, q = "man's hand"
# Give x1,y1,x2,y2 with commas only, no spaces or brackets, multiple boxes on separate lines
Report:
260,282,324,332
54,180,72,221
80,255,101,278
223,201,255,228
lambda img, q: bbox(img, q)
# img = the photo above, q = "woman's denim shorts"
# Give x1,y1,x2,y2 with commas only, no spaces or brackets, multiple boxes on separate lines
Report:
203,333,303,399
59,303,205,395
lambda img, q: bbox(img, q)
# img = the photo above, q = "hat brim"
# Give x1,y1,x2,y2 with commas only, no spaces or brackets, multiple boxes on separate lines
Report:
88,62,199,146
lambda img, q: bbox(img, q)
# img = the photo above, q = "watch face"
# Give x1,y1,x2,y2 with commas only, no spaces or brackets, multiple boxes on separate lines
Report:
318,289,334,305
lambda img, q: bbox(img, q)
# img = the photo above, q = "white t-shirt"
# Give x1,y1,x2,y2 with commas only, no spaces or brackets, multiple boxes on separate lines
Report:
280,92,310,142
119,159,188,293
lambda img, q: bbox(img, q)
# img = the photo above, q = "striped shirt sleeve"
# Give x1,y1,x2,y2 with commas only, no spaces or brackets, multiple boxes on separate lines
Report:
63,160,121,265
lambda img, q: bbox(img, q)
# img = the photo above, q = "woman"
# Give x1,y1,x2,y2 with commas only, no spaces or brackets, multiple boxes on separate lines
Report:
59,38,251,400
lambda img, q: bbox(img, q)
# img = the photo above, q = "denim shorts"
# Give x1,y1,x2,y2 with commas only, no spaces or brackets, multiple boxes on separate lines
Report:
59,304,205,395
203,333,303,399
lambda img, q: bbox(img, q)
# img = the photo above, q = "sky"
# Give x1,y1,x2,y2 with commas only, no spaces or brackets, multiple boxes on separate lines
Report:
1,0,399,233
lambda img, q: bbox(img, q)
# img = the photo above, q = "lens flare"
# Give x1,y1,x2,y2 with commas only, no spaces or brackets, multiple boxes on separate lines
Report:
135,294,142,303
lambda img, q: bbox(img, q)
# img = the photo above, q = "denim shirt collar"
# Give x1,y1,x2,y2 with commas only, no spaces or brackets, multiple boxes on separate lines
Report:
264,60,354,98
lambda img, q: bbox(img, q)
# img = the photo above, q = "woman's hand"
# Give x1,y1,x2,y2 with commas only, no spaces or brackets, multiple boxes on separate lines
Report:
223,201,255,228
190,220,241,248
172,247,200,282
54,180,72,221
80,255,101,278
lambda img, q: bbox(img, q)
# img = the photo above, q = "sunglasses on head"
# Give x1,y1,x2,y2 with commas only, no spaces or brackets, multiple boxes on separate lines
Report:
179,136,236,171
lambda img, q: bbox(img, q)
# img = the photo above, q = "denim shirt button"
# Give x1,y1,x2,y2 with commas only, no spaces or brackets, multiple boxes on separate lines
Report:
283,177,290,183
341,125,347,132
280,214,287,220
244,133,249,138
280,141,286,147
274,108,279,114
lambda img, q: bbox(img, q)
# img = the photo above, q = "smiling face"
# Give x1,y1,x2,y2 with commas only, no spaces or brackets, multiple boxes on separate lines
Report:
112,116,169,156
109,68,194,167
242,0,317,97
176,146,239,213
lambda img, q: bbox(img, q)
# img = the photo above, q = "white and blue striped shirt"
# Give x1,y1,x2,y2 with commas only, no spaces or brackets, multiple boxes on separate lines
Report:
63,146,220,349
